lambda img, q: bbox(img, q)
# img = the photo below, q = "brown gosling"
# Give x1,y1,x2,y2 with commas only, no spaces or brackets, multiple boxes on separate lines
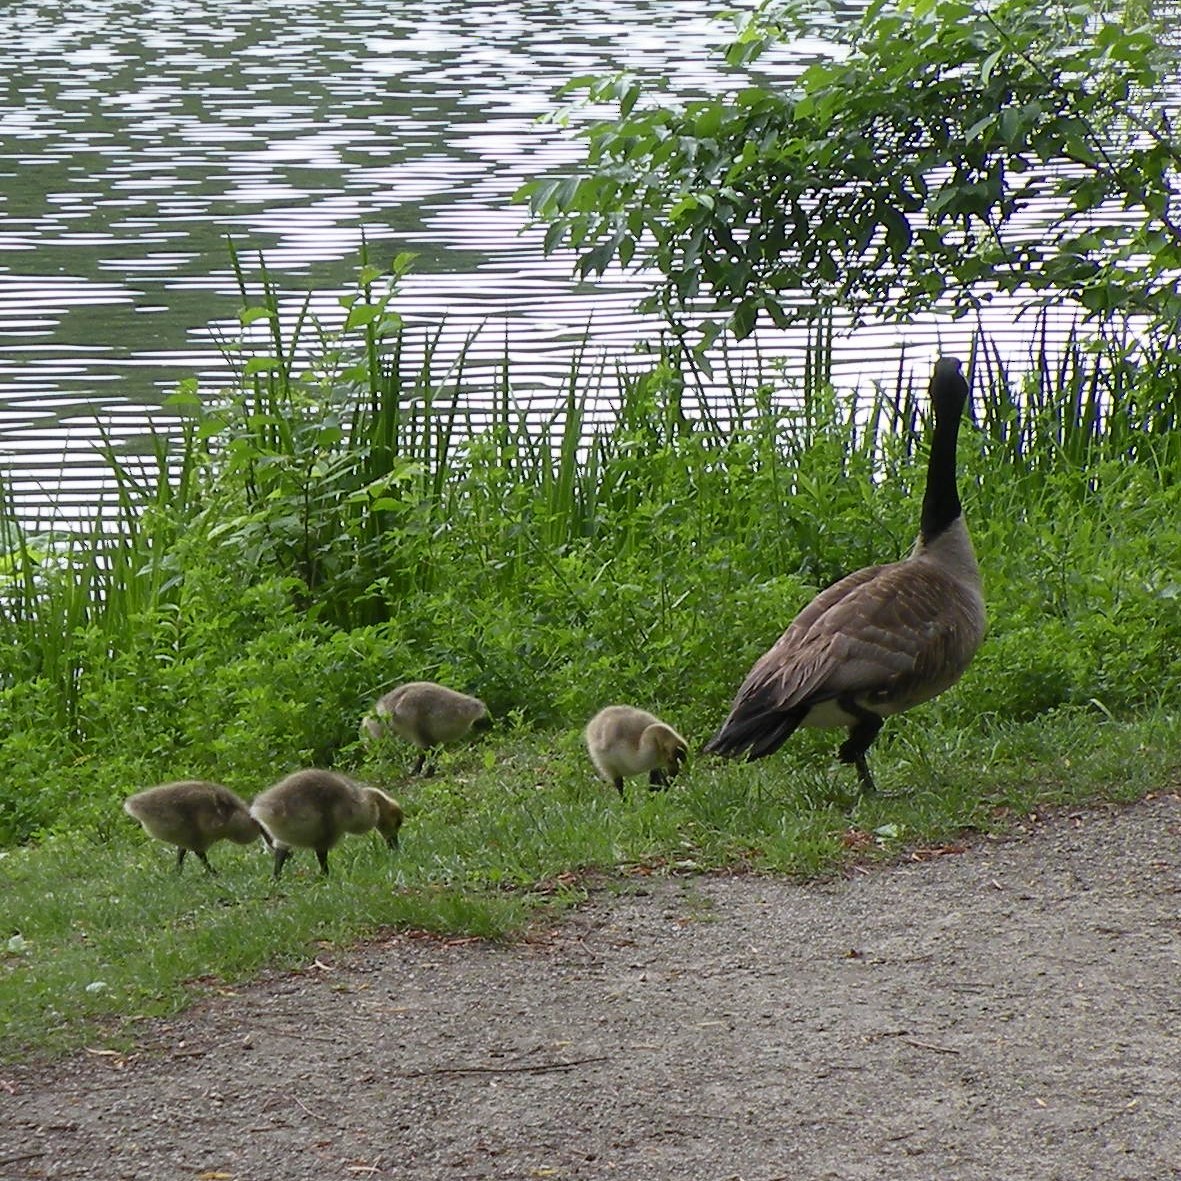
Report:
584,705,689,796
360,681,490,775
704,356,986,794
249,769,404,879
123,780,269,875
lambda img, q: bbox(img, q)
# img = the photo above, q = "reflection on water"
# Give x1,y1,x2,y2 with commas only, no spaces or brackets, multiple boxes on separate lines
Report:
0,0,1087,518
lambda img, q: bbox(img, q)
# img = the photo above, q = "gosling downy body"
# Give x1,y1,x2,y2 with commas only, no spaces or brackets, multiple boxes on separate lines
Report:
584,705,689,795
360,681,490,775
704,356,986,793
249,769,404,878
123,780,268,875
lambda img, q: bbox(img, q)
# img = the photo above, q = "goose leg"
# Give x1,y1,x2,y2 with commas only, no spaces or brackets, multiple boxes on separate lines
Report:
315,848,331,876
851,752,878,795
196,851,217,876
411,752,426,776
648,769,669,792
175,847,187,874
836,701,884,794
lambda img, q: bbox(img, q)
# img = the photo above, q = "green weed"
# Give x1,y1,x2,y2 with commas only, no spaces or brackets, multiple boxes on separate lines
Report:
0,254,1179,1059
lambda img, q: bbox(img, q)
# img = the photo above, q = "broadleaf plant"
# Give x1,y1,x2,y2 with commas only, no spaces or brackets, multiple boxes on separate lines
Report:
516,0,1181,341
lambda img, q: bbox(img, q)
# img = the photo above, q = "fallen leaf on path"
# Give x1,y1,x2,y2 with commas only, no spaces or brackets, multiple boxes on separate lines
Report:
840,828,874,851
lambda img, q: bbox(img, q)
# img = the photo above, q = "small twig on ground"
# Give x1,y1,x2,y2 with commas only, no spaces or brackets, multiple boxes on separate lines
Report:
0,1151,46,1168
294,1095,336,1124
401,1055,608,1078
871,1029,960,1054
242,1020,344,1044
902,1037,960,1055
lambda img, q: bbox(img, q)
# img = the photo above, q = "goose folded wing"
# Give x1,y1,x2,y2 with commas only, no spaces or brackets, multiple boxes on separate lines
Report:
741,561,966,712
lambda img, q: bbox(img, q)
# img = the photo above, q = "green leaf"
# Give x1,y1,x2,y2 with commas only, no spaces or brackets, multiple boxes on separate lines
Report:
163,381,202,410
980,48,1004,85
882,207,912,255
244,357,283,375
730,301,758,339
344,304,383,331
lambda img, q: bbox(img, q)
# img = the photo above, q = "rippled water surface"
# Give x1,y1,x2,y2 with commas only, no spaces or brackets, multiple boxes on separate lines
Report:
0,0,1090,514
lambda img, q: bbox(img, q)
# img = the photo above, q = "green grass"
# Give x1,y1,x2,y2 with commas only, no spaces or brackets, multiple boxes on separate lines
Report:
1,253,1180,1060
3,705,1178,1062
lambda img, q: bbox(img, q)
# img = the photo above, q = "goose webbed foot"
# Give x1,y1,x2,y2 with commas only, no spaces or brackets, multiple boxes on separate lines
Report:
851,753,878,795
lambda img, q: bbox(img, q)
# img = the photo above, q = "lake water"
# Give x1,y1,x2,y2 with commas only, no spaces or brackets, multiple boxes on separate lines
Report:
0,0,1094,520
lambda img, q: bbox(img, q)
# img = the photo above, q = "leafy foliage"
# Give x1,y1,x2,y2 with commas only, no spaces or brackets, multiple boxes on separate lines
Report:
0,266,1177,845
0,248,1180,1055
517,0,1181,341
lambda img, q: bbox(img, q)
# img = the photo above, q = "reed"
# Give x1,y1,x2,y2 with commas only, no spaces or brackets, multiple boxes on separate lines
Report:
0,254,1176,844
0,255,1179,1056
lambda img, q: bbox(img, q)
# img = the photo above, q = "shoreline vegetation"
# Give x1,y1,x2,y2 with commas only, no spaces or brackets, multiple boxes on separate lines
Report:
1,254,1179,1059
5,0,1181,1056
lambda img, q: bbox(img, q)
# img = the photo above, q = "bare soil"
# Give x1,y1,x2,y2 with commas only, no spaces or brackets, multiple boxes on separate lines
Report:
3,794,1180,1181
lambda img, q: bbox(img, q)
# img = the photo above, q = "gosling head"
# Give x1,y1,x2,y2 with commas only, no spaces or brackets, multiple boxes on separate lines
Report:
640,722,689,789
369,788,405,850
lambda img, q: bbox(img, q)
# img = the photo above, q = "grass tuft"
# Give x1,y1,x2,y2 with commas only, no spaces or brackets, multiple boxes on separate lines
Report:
1,253,1179,1059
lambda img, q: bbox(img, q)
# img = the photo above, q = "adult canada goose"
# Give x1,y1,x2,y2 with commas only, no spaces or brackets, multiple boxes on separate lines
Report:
249,769,403,879
360,681,490,775
584,705,689,795
123,780,269,875
703,356,986,793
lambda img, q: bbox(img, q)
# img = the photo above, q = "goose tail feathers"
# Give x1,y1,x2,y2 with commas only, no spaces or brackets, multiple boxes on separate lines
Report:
704,707,804,762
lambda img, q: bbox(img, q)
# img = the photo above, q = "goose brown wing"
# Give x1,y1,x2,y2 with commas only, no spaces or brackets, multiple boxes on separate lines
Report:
749,560,969,707
706,565,888,756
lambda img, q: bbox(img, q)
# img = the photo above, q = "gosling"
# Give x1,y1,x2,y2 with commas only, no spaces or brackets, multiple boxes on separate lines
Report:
360,681,490,775
123,780,269,875
249,769,404,879
584,705,689,795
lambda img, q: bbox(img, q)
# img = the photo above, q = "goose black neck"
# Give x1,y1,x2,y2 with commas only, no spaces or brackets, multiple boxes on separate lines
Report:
920,362,968,542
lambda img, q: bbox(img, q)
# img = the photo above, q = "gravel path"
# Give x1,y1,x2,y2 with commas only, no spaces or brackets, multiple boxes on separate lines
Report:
3,794,1180,1181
